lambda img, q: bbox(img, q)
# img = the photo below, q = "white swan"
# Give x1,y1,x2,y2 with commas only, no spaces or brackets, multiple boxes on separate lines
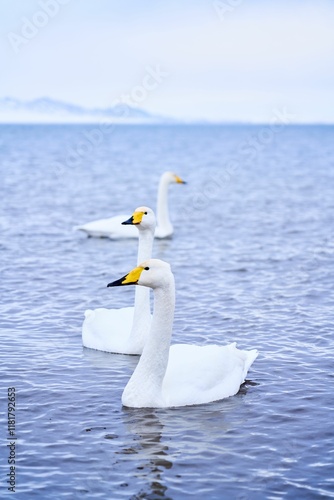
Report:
76,171,186,239
108,259,258,408
82,207,155,355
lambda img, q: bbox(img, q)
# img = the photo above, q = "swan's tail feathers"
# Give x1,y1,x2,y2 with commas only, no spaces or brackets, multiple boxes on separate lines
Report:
244,349,259,376
74,225,85,232
84,309,94,320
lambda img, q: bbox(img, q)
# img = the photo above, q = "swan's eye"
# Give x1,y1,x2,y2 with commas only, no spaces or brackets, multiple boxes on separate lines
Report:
144,212,147,215
144,266,149,271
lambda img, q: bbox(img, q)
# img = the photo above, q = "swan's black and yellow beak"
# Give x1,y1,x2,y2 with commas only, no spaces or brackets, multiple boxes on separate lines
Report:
175,174,186,184
122,211,145,225
107,266,144,287
121,216,134,225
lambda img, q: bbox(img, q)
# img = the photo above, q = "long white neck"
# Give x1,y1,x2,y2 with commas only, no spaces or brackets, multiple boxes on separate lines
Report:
137,227,154,264
156,175,172,233
122,275,175,407
127,227,154,349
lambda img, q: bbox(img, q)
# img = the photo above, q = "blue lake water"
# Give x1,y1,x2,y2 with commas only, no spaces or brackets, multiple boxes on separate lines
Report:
0,123,334,499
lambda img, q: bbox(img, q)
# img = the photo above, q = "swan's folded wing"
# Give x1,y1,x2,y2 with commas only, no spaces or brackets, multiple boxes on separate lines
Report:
162,343,258,407
82,306,136,353
77,215,138,239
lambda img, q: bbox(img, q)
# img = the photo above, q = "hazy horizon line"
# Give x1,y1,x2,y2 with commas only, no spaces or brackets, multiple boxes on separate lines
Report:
1,96,333,126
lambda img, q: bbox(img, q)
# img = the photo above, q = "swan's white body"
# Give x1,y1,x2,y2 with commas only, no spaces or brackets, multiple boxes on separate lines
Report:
82,208,155,355
77,172,186,239
78,214,136,239
108,259,258,408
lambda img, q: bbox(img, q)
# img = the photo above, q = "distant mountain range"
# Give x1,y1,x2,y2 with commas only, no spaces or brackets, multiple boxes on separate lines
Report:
0,97,175,124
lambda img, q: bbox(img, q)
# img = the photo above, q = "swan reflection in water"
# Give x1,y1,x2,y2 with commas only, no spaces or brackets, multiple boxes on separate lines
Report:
116,380,257,500
118,408,173,499
82,349,171,497
82,336,258,499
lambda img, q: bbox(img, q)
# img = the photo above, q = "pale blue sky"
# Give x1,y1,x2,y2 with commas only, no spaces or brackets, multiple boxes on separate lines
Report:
0,0,333,122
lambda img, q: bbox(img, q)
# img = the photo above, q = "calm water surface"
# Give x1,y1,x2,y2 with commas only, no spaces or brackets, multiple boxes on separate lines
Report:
1,124,334,499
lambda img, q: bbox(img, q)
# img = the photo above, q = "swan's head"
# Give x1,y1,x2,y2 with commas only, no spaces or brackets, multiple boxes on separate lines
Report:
122,206,156,232
162,171,186,185
107,259,173,290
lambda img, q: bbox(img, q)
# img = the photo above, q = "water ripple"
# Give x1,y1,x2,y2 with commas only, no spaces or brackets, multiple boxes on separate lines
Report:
1,125,334,498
